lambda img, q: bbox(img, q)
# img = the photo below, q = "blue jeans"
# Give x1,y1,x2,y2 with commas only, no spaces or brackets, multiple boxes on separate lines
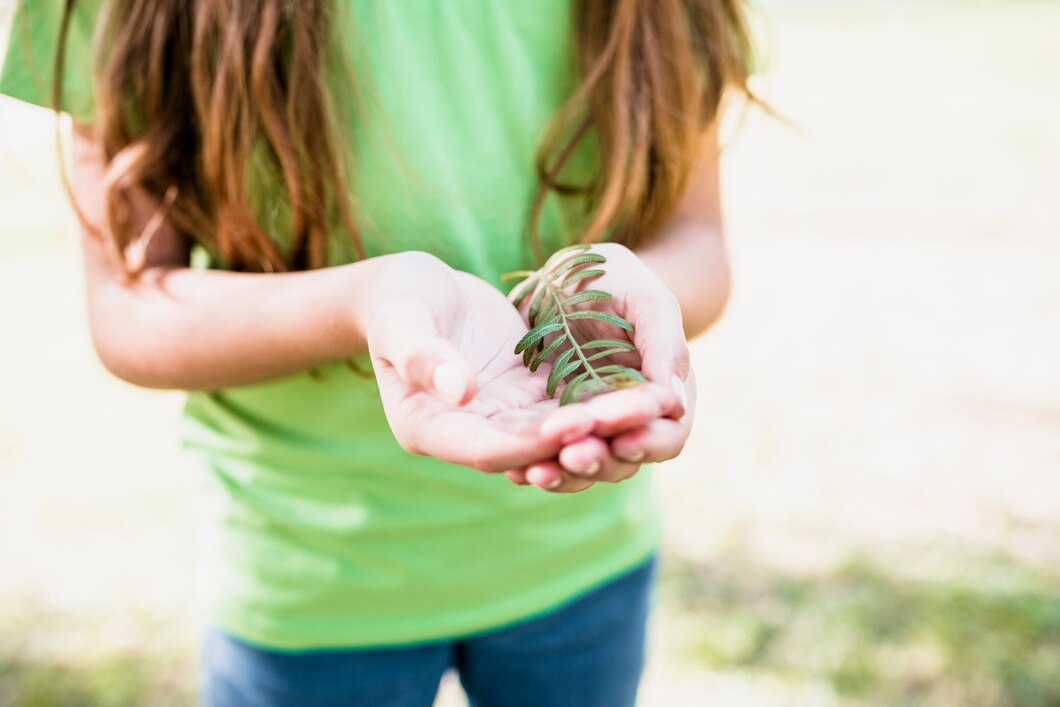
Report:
201,556,656,707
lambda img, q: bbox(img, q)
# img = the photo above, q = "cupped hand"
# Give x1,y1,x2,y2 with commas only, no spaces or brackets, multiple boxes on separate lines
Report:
364,252,675,475
505,367,697,492
506,243,697,493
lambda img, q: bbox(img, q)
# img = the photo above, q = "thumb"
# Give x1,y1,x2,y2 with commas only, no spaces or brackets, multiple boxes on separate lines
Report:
371,308,477,406
631,294,690,416
400,336,477,406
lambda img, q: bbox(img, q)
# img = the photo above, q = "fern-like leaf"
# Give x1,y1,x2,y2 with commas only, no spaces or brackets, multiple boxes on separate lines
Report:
503,245,644,405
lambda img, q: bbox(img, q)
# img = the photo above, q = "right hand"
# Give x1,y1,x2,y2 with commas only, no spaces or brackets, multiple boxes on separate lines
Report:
363,252,680,475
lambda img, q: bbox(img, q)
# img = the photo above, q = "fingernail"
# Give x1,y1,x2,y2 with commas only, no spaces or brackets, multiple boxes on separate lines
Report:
546,477,562,489
582,460,601,477
526,467,551,487
671,374,688,415
433,363,468,405
619,450,645,463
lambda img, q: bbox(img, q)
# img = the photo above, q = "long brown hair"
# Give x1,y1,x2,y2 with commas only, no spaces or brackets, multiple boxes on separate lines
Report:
55,0,754,274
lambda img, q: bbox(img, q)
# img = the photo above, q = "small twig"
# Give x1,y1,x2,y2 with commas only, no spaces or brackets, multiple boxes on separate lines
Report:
503,245,645,405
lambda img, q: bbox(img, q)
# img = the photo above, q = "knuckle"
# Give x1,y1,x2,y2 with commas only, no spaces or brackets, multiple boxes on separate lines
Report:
401,250,445,271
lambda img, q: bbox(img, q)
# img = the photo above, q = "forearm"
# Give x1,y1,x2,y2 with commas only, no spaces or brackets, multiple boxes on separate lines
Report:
633,122,730,339
88,258,383,390
635,219,731,339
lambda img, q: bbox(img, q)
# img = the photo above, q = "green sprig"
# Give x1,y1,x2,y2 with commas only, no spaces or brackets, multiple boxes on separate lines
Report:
502,245,645,405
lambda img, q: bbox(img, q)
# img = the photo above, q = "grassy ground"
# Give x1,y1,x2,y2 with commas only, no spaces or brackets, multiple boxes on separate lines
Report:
1,2,1058,705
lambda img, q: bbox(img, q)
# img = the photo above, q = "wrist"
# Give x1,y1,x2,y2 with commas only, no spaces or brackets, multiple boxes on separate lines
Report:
334,257,387,355
343,251,455,353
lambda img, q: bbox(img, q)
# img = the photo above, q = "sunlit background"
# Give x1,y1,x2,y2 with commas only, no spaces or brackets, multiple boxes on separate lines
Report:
1,1,1058,705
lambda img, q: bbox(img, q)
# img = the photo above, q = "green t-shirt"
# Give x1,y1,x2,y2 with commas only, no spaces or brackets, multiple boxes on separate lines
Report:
1,0,659,649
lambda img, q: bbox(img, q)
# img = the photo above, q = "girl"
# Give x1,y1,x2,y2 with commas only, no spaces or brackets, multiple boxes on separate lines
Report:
1,1,752,704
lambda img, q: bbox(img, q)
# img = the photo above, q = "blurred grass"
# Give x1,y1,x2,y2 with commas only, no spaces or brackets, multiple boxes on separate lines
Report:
2,1,1059,706
0,602,193,707
663,549,1060,706
0,646,191,707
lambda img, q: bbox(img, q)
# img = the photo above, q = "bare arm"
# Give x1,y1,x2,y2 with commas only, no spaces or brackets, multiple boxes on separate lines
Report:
634,125,731,338
70,123,386,390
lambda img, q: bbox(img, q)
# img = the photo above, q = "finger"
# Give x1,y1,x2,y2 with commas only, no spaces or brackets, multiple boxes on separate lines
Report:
525,462,564,490
610,417,691,464
557,437,640,483
566,383,678,437
409,411,560,473
372,306,476,406
538,405,597,445
505,468,530,485
555,436,608,476
550,474,597,494
524,462,597,494
551,472,598,494
399,337,476,406
629,291,690,414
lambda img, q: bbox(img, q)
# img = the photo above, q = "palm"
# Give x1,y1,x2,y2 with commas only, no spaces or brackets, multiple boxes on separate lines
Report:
372,272,564,472
563,270,642,370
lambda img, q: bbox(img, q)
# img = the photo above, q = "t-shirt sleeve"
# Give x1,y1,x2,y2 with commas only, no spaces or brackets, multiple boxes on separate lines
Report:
0,0,102,123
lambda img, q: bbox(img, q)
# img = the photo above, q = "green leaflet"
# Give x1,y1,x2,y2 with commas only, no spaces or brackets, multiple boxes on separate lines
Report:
581,339,635,351
537,300,560,327
527,282,550,322
551,347,577,373
558,367,644,405
550,252,607,279
503,247,646,405
561,290,612,307
514,322,564,354
565,310,634,331
562,269,605,289
529,334,567,372
591,364,638,376
509,280,536,308
547,357,583,397
559,370,594,406
585,347,633,363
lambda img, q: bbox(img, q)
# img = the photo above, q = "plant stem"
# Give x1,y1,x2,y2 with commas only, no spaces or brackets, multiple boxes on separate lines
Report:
536,276,606,388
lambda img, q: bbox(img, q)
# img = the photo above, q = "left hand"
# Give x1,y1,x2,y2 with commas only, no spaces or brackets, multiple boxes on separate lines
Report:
506,243,697,493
